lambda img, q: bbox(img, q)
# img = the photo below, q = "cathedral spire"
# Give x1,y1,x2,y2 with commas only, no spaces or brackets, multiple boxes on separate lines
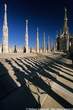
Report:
25,19,29,53
63,8,68,34
3,3,8,53
26,19,28,35
48,36,51,52
43,32,45,52
36,27,39,53
4,3,7,26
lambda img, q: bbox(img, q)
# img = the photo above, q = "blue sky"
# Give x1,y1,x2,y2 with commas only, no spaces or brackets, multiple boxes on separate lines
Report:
0,0,73,48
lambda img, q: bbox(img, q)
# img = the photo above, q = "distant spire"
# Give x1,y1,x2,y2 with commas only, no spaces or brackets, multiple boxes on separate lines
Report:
25,19,29,53
43,32,45,52
26,19,28,35
48,36,51,52
3,3,8,53
36,27,39,53
64,8,67,21
37,27,39,32
63,8,68,34
4,3,7,26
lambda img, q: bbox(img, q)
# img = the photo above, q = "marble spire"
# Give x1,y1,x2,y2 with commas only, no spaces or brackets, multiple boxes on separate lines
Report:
63,8,68,35
3,3,8,53
43,32,46,52
48,36,51,52
25,19,29,53
64,8,69,51
36,27,39,53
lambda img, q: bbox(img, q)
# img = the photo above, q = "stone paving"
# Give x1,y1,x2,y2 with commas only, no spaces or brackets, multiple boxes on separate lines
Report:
0,53,73,109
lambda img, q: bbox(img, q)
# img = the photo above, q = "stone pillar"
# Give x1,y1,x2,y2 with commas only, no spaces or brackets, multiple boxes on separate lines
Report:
66,35,69,52
43,32,46,52
3,3,8,53
48,36,51,52
25,19,29,53
36,27,39,53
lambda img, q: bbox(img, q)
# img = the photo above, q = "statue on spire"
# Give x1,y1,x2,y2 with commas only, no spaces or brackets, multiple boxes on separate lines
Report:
5,3,7,12
4,3,7,26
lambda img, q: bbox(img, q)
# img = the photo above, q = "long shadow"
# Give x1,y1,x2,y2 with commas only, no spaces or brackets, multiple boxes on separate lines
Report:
45,55,73,74
62,54,73,68
61,62,73,70
0,63,17,100
48,65,73,83
43,64,73,92
0,62,40,110
20,58,38,70
45,56,73,78
46,56,73,71
40,59,73,92
52,63,73,77
5,59,73,108
41,57,73,77
24,57,73,93
23,57,42,68
35,56,73,84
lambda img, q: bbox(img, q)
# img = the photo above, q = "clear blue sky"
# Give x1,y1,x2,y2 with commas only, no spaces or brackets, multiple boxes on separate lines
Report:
0,0,73,48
